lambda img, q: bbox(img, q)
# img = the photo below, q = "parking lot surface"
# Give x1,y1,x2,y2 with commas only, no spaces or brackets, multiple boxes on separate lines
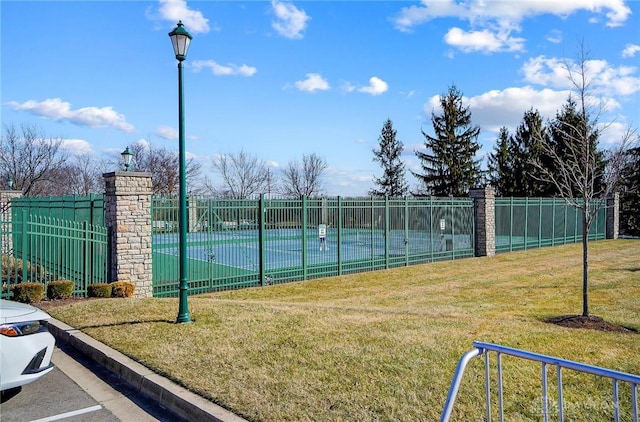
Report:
1,344,186,422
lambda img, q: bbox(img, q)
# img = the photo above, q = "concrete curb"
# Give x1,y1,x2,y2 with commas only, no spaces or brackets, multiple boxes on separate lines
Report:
46,318,248,422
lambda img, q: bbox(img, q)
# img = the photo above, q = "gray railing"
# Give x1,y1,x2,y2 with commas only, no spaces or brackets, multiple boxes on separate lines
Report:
441,341,640,422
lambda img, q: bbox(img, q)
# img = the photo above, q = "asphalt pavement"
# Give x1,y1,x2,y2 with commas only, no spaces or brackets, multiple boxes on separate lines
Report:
45,319,247,422
1,319,247,422
0,343,182,422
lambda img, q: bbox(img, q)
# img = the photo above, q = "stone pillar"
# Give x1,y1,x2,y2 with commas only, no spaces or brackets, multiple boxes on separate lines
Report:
0,190,23,255
103,172,153,297
469,187,496,257
606,192,619,240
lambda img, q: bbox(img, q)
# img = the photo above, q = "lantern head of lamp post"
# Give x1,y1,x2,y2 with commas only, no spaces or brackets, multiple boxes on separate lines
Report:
121,147,133,171
168,21,192,62
8,176,14,190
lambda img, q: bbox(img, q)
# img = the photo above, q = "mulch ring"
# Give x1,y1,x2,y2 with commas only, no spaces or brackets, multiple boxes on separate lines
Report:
545,314,638,334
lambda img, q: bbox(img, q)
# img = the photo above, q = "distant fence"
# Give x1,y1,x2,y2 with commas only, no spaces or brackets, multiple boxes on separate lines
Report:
495,198,606,253
1,185,618,299
10,194,105,226
1,196,107,298
152,196,476,296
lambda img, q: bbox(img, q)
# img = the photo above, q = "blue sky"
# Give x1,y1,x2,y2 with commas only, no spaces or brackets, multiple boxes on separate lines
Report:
2,0,639,196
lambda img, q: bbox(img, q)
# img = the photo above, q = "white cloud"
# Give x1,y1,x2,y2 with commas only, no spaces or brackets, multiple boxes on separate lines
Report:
324,166,373,197
294,73,330,92
271,0,310,39
444,27,524,53
423,86,569,134
393,0,630,31
6,98,135,133
391,0,631,53
157,0,209,34
466,86,570,132
545,29,563,44
341,81,356,93
134,138,151,150
357,77,389,96
423,85,631,148
622,43,640,58
156,125,178,140
61,138,93,155
191,60,257,76
523,55,640,96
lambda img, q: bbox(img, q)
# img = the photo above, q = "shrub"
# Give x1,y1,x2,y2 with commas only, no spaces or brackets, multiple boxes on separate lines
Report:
10,282,44,303
110,281,135,298
87,283,112,298
1,255,45,281
47,280,74,300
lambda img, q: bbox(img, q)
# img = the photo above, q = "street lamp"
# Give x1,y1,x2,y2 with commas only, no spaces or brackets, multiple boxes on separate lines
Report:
169,20,193,324
8,176,14,190
121,147,133,171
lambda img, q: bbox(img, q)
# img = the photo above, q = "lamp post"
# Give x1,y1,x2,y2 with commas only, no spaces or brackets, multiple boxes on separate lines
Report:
121,147,133,171
169,21,193,324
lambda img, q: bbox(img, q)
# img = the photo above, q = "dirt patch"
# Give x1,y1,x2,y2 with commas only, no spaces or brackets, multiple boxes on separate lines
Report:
545,314,638,334
35,297,96,311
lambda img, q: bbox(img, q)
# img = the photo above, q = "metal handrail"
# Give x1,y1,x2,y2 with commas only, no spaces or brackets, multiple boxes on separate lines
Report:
441,341,640,422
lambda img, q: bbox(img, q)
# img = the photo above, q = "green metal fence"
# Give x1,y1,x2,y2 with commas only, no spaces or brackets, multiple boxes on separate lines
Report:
495,197,606,253
1,197,108,299
152,196,476,297
10,194,105,226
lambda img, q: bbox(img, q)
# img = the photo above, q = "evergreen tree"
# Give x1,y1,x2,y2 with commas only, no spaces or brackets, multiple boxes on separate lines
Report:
412,85,481,197
548,97,605,196
513,108,555,196
487,127,514,196
369,119,408,198
620,146,640,237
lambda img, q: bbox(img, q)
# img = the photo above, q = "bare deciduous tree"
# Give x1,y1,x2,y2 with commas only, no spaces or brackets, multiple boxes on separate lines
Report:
0,124,69,196
280,153,328,198
211,150,272,199
129,142,201,196
532,42,638,317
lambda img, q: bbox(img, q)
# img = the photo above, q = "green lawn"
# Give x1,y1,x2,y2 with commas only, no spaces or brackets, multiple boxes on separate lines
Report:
45,239,640,421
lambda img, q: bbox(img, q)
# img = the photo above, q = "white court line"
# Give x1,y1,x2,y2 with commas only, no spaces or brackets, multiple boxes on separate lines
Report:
30,405,103,422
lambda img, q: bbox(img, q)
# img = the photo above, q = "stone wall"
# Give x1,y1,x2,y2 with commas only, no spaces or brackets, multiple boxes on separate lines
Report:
103,172,153,298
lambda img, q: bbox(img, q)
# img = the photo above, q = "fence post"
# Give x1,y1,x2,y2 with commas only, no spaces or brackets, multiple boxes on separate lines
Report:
103,171,153,297
606,192,619,240
0,189,23,257
469,187,496,257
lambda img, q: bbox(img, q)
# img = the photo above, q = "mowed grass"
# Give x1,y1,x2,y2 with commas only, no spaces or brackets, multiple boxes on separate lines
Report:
46,240,640,421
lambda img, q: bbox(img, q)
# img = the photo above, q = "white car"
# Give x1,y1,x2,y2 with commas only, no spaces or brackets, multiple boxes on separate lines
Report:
0,299,55,391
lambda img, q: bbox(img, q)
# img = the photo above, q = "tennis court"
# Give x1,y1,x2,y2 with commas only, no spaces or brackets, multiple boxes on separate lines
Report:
152,225,474,296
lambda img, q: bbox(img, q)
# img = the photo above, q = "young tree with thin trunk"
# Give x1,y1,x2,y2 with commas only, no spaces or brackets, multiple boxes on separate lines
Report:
531,43,637,317
370,119,408,198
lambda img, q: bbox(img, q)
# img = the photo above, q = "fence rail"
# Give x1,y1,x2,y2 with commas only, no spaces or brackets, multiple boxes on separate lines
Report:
152,196,476,296
2,210,107,298
441,341,640,422
495,197,606,253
